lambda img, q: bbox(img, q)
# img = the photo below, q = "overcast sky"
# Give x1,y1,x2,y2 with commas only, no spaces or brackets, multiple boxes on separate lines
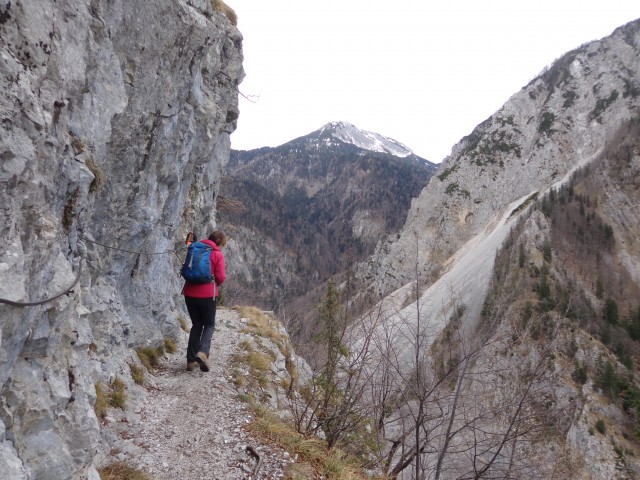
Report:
227,0,639,163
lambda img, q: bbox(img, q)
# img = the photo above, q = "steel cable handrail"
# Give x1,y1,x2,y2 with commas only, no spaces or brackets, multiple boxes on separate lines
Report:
0,234,188,307
0,260,83,307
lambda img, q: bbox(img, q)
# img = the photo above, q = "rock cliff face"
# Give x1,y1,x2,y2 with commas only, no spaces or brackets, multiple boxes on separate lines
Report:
0,1,242,478
362,19,640,297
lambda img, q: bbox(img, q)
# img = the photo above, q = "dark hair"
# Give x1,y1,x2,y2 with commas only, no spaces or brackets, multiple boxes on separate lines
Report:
208,230,227,247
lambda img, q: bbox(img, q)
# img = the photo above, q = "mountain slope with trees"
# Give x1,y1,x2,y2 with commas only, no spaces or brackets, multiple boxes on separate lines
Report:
310,18,640,478
218,122,437,309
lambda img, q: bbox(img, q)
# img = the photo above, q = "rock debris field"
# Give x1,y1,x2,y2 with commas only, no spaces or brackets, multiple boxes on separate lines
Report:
105,308,293,480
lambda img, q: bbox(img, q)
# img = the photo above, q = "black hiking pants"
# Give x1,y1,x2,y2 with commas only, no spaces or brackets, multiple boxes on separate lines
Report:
185,296,217,362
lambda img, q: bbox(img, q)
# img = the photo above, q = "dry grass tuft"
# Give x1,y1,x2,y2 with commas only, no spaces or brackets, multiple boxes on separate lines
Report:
231,306,301,399
109,378,127,410
248,406,366,479
233,305,265,323
322,449,364,480
94,379,128,417
94,383,109,419
231,367,245,387
136,346,164,370
164,338,178,354
130,364,145,385
235,306,291,358
212,0,237,26
178,315,190,333
98,462,153,480
247,348,271,370
231,340,273,390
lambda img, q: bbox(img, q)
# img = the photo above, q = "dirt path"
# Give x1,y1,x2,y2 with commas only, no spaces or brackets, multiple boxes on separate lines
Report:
109,308,291,480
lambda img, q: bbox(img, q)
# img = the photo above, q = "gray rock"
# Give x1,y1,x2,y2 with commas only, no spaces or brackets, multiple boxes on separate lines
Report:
362,20,640,296
0,0,243,477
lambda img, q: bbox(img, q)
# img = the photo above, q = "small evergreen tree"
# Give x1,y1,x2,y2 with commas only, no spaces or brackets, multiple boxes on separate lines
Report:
603,298,619,324
627,306,640,342
310,279,352,448
518,243,526,268
543,241,552,263
538,271,549,298
595,277,604,299
571,362,588,385
603,224,615,243
596,359,618,398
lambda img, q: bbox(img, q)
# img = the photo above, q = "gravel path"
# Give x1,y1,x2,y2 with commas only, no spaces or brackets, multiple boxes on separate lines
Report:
109,308,292,480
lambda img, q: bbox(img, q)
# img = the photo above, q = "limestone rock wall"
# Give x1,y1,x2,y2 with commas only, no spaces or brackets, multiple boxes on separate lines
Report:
0,1,243,478
352,19,640,478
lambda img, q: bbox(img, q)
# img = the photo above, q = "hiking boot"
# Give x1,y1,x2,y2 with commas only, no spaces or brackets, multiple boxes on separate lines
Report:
186,361,199,372
196,352,210,372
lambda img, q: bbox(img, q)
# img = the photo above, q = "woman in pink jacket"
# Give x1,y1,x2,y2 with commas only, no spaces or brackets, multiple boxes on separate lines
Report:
183,230,227,372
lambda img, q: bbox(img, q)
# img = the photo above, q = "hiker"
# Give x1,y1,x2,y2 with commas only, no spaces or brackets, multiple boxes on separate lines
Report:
183,230,227,372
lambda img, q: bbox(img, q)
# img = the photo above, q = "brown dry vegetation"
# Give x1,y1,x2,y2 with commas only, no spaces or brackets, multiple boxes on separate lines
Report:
98,462,152,480
212,0,237,26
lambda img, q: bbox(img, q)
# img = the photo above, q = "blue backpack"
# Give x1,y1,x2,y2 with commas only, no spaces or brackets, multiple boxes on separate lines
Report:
181,241,213,283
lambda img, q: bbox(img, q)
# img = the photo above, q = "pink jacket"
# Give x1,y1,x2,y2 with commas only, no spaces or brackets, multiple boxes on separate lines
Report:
182,239,226,298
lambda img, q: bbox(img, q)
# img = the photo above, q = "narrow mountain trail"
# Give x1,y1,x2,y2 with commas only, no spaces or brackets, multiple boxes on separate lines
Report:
109,308,293,480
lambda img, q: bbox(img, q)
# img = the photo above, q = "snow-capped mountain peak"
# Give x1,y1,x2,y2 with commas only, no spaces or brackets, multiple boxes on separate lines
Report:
318,121,414,158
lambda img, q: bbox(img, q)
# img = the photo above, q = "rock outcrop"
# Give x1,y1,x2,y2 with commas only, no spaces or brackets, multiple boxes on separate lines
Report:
0,1,243,478
362,19,640,297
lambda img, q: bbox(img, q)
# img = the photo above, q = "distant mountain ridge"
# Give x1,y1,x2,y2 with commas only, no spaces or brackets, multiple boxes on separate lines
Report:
316,121,418,158
219,123,437,309
233,121,424,160
227,122,433,196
